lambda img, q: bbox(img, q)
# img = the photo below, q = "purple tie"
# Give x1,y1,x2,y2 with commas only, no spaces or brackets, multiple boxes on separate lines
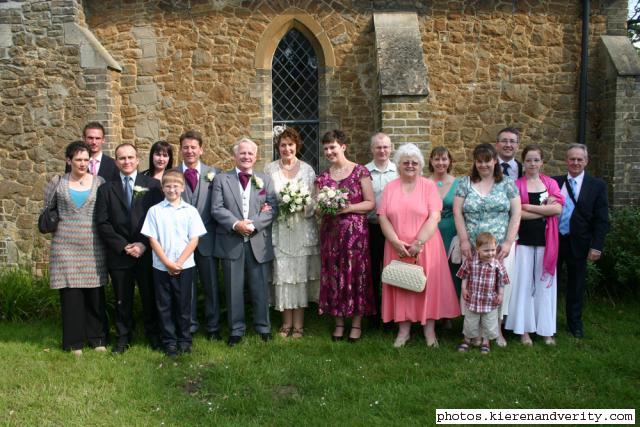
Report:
184,168,198,192
239,172,251,190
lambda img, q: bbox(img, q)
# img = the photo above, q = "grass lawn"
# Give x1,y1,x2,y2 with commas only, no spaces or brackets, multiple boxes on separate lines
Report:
0,296,638,426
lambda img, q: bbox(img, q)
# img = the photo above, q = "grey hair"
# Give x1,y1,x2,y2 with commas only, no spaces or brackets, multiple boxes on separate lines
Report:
393,143,425,171
567,143,588,159
233,137,258,155
370,132,391,149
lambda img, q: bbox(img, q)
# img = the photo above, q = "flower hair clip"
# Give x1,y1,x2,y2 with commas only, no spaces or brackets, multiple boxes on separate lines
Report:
273,124,287,139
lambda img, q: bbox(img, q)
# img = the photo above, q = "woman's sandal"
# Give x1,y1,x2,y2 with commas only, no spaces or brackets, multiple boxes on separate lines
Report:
291,328,304,339
331,325,345,342
457,342,470,353
348,326,361,343
480,344,491,354
278,326,292,338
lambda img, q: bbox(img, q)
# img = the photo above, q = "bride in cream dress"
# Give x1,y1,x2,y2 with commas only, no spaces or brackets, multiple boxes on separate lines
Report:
264,127,320,338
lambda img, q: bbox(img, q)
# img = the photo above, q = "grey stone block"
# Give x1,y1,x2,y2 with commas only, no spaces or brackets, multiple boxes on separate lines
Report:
373,12,429,96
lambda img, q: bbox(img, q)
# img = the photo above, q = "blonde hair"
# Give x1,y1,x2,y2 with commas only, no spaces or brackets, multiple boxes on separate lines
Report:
162,170,185,186
475,232,496,248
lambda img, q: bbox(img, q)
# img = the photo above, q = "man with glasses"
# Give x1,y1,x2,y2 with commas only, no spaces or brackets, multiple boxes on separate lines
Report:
495,127,523,180
365,132,398,330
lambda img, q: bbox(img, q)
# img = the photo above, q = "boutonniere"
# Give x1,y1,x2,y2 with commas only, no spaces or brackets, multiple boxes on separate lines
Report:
539,190,549,204
251,175,264,190
132,186,149,199
205,171,216,182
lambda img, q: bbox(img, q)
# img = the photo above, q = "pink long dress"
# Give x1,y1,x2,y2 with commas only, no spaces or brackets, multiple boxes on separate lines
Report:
379,177,461,324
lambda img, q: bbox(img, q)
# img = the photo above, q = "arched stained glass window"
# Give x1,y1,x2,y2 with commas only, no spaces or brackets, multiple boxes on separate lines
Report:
272,28,319,172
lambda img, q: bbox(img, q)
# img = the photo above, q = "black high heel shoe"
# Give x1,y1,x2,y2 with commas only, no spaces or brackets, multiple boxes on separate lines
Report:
348,326,361,343
331,325,344,342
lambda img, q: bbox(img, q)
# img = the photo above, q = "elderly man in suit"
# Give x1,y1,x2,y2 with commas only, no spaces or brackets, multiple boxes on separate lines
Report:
96,143,163,353
554,143,609,339
495,127,523,180
212,137,277,347
177,130,223,341
66,122,120,182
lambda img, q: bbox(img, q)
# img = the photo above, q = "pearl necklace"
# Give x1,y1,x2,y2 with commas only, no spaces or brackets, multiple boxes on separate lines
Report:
280,158,298,171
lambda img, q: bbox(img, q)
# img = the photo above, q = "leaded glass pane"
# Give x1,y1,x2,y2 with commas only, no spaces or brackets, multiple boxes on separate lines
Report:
272,29,320,172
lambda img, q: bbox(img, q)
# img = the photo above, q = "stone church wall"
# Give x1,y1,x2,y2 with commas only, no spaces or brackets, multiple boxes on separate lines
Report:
0,0,632,268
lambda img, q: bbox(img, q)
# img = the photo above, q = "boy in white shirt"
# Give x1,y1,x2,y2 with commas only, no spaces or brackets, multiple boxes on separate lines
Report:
141,170,206,357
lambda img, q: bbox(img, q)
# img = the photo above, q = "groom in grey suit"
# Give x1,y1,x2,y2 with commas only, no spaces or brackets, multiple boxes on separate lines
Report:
177,130,223,340
211,137,277,347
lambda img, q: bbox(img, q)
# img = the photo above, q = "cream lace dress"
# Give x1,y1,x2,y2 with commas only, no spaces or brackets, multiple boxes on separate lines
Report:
264,160,320,310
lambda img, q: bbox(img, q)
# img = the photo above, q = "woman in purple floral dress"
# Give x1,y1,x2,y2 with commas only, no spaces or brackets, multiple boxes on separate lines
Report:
316,130,376,342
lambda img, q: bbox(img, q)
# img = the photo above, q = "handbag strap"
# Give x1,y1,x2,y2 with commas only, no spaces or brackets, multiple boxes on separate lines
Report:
45,175,62,208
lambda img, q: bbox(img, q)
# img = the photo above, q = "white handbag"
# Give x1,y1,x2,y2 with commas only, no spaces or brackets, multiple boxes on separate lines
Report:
448,236,462,264
381,258,426,293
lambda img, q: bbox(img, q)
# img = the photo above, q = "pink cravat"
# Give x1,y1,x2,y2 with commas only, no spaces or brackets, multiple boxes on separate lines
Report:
89,159,99,176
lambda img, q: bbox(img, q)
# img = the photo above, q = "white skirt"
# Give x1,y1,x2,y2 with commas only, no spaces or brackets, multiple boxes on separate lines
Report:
497,247,515,319
505,245,557,336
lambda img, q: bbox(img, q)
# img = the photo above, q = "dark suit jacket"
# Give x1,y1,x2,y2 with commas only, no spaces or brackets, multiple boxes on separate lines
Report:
515,160,523,178
177,164,221,257
553,172,610,258
95,173,163,270
66,153,120,182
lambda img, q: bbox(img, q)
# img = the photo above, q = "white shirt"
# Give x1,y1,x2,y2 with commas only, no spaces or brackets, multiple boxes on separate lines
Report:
561,171,585,201
365,160,398,223
141,199,207,271
498,157,518,180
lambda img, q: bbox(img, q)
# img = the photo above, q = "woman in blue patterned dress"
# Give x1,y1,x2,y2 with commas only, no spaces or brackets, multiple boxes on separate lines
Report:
453,143,521,347
45,141,108,356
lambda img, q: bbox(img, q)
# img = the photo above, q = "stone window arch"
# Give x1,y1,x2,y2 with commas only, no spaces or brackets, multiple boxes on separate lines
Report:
251,10,336,170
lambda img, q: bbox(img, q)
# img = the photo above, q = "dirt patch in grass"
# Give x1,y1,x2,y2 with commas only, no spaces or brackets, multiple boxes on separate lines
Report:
273,384,299,400
182,377,202,395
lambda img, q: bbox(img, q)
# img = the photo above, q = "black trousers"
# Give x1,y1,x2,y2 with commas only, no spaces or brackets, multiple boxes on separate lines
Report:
368,223,385,317
153,267,194,350
59,287,107,351
191,252,221,334
558,235,588,333
110,260,159,345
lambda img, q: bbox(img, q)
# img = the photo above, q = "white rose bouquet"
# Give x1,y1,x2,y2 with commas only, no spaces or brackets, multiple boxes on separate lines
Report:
316,186,349,216
278,180,312,221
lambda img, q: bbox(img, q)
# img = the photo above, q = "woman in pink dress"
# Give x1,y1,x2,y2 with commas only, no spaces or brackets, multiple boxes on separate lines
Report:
379,143,460,347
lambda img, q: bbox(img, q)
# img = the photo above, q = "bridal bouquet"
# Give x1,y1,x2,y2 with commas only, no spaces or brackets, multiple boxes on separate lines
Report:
278,181,312,221
316,186,349,216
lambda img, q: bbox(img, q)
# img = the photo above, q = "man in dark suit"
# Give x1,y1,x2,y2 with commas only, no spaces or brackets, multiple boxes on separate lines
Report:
495,127,524,179
177,130,223,340
96,143,163,353
554,143,609,339
66,122,120,182
211,138,277,347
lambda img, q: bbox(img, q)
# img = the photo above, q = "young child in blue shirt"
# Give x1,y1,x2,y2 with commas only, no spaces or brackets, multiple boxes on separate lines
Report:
141,170,206,357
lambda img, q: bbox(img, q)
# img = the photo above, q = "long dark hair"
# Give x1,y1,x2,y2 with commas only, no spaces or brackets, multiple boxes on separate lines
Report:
470,143,503,183
148,140,173,173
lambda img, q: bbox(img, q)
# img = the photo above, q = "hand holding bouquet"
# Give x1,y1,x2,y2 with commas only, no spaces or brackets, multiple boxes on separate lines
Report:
316,186,349,216
278,181,312,220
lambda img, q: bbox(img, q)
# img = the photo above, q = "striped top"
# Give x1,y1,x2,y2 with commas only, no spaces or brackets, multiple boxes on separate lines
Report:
46,174,107,289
